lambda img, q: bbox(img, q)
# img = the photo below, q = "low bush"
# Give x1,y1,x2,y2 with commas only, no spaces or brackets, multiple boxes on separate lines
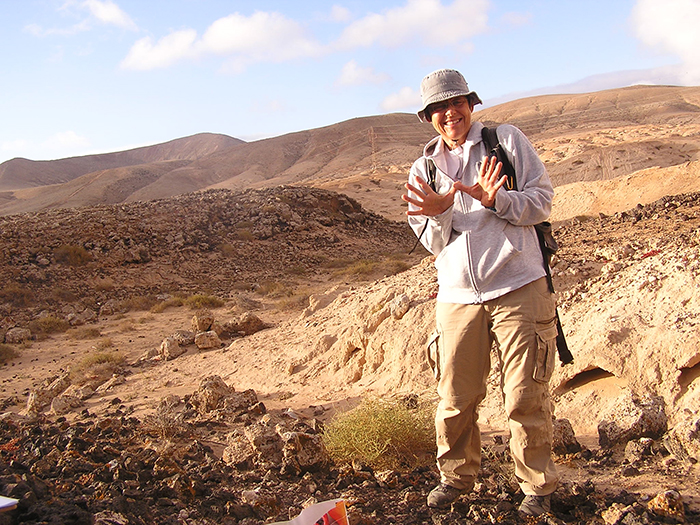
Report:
0,284,34,307
120,295,159,312
150,296,185,313
54,245,91,266
67,326,101,340
28,316,70,336
184,294,225,309
70,350,125,385
322,397,435,470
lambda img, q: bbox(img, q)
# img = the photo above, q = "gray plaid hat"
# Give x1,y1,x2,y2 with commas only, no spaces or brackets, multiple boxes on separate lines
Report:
417,69,482,123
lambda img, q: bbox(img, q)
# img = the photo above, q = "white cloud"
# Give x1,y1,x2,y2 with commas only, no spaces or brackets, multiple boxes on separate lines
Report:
631,0,700,84
501,11,532,27
336,60,389,86
334,0,489,50
330,5,352,23
42,131,91,153
381,86,421,112
25,0,136,37
121,30,197,70
121,11,322,72
82,0,137,30
1,140,30,153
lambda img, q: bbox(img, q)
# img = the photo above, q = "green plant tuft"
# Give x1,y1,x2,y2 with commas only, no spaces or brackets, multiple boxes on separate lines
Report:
322,397,435,471
184,294,225,309
70,350,125,385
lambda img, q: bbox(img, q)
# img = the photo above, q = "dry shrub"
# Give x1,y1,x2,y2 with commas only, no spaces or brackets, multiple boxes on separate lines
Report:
184,294,224,309
332,258,410,279
322,397,435,471
54,245,91,266
92,338,113,351
70,350,125,385
0,284,34,307
276,293,310,311
0,344,19,365
120,295,158,312
150,296,185,313
50,287,77,303
28,316,70,336
143,405,188,440
234,229,255,242
67,326,101,340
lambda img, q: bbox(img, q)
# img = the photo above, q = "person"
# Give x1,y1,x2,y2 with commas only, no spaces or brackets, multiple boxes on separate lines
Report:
402,68,559,517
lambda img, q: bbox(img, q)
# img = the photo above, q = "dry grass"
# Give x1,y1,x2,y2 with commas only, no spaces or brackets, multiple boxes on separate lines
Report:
54,244,91,266
322,397,436,471
28,316,70,338
184,294,225,309
0,284,34,307
67,326,102,340
70,350,125,385
143,405,188,440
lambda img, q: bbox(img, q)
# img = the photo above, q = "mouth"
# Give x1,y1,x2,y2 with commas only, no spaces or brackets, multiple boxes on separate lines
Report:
444,117,462,127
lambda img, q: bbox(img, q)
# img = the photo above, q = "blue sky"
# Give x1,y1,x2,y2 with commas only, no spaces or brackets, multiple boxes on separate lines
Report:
1,0,699,164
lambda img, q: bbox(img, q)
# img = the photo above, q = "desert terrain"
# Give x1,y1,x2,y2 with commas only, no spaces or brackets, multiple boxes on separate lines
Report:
0,85,699,524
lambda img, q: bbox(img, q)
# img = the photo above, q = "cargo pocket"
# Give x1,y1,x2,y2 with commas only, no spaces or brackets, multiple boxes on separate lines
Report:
533,321,558,383
426,330,441,381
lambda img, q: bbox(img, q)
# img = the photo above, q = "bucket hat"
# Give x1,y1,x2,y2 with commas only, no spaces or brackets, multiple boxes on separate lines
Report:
417,69,482,123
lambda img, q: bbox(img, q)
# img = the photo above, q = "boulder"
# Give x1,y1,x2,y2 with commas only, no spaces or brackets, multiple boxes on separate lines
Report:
160,336,185,361
280,431,328,474
597,394,667,448
663,416,700,462
188,375,234,414
390,293,410,320
194,330,221,350
191,310,214,332
4,327,31,344
552,418,581,455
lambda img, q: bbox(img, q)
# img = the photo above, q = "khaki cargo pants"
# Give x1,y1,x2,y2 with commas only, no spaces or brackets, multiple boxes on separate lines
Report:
428,277,559,495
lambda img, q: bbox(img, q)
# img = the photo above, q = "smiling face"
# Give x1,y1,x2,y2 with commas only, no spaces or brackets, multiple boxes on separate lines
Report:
427,95,473,149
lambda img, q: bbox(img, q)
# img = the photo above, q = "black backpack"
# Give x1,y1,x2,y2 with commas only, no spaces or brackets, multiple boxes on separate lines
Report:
481,126,572,365
409,127,573,364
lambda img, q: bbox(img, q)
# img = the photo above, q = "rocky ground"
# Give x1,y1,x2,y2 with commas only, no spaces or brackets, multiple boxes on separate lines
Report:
1,187,700,524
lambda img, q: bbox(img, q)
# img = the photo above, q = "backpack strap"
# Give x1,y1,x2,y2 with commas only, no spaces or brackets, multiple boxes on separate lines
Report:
482,125,572,364
408,158,437,254
481,126,517,191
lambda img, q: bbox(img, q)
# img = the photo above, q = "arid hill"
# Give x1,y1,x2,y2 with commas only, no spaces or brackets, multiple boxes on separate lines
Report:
0,133,241,191
2,85,700,524
1,85,699,220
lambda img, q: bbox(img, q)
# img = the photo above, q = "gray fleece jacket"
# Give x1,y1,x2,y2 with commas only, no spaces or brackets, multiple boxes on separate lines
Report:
407,122,554,304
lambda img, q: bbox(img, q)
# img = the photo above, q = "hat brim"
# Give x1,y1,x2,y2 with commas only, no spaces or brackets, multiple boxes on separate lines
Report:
417,92,483,123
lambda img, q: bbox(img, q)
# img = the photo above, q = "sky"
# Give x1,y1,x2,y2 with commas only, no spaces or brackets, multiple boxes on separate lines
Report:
1,0,699,164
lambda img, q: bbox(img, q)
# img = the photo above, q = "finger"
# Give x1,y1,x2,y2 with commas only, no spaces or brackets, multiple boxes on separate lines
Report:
452,181,468,192
404,182,426,197
401,194,424,207
413,176,434,193
485,161,503,184
493,174,507,190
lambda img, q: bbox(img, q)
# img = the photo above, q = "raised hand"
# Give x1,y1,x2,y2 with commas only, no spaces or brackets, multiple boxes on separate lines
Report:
454,156,507,208
402,176,458,217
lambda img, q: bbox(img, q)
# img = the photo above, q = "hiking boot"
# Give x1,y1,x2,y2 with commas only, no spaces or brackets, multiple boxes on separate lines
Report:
427,483,464,508
518,494,552,516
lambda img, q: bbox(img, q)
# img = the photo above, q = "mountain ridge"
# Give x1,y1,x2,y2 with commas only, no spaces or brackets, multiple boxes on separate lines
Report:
1,85,700,219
